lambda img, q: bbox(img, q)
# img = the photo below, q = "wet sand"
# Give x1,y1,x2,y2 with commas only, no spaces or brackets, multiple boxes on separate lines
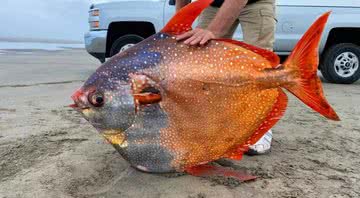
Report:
0,49,359,198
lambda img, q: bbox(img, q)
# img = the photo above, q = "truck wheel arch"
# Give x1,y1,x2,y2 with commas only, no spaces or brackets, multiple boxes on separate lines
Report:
320,28,360,84
323,28,360,51
106,21,156,57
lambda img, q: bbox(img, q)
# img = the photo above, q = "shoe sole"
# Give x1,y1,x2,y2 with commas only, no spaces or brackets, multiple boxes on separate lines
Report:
245,148,271,156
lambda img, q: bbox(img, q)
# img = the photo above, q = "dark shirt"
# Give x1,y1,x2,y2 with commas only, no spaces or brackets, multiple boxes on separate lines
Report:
211,0,259,7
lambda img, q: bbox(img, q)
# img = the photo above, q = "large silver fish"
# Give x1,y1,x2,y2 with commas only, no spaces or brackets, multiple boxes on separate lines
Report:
70,0,338,181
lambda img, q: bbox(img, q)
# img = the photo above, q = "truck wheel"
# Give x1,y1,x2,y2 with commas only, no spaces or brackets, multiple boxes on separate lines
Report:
320,43,360,84
110,35,144,57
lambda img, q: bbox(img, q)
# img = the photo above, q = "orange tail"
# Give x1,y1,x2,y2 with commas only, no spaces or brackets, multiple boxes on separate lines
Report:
283,12,340,121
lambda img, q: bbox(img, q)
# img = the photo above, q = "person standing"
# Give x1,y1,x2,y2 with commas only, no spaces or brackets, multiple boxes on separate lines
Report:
176,0,277,154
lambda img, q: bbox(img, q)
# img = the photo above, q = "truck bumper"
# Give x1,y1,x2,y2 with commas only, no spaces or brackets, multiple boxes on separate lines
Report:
84,30,107,63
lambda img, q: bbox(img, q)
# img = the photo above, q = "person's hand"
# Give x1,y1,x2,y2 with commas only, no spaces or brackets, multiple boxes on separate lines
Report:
176,28,216,45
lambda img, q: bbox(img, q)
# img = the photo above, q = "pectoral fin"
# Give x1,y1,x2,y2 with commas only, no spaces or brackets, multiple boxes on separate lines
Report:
133,92,162,105
130,74,162,107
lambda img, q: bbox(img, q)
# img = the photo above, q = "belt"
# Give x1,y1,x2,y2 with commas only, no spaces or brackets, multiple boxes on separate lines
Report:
211,0,259,8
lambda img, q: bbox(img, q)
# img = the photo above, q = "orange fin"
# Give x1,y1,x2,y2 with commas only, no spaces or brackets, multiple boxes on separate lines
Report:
225,89,288,156
225,152,244,161
161,0,213,35
214,38,280,68
185,164,256,182
282,12,340,121
130,74,162,112
133,93,162,105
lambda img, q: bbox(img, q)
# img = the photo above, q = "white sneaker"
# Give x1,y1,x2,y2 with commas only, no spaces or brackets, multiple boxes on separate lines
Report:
246,130,272,155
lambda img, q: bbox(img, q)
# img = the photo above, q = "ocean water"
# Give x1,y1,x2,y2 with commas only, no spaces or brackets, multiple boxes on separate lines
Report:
0,41,84,51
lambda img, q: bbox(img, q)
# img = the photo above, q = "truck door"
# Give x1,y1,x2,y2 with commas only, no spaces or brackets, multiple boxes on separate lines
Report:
165,0,206,28
164,0,176,25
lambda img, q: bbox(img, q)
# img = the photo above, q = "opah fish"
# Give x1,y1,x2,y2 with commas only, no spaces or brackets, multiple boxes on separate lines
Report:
71,0,339,181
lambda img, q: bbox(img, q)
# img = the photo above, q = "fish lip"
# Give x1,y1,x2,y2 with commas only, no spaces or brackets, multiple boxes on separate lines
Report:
71,89,84,101
69,103,90,111
69,103,78,108
70,88,91,111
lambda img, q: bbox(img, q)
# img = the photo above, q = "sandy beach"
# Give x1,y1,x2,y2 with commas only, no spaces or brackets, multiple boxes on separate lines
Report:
0,49,359,198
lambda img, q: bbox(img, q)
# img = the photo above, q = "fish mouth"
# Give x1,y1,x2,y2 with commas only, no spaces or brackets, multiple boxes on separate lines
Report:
70,88,91,111
69,103,90,111
69,103,79,108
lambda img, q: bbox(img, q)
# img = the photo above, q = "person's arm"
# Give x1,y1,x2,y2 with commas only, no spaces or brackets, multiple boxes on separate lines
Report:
177,0,248,45
176,0,191,12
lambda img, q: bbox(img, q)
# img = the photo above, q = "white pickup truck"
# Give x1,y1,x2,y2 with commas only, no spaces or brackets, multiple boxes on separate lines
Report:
85,0,360,84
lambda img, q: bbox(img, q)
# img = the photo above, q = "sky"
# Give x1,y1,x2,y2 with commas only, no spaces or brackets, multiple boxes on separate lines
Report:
0,0,101,42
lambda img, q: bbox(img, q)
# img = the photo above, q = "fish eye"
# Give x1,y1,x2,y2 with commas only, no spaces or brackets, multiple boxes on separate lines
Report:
88,91,105,107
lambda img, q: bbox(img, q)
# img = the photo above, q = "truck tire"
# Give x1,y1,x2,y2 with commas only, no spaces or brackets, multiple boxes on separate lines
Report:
110,34,144,57
320,43,360,84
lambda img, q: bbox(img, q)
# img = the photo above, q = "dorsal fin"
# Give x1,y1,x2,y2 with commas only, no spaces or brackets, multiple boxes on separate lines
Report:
214,38,280,68
161,0,213,35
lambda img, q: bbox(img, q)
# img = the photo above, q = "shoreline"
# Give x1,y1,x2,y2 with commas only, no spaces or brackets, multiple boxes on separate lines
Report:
0,40,84,52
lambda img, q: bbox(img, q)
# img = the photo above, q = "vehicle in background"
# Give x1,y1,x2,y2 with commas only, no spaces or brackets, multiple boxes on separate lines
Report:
85,0,360,84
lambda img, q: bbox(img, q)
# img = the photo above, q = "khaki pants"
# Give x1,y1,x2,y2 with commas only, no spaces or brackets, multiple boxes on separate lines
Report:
198,0,276,50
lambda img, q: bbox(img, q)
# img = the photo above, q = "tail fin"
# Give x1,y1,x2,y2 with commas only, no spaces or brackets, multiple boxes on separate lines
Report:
283,12,340,121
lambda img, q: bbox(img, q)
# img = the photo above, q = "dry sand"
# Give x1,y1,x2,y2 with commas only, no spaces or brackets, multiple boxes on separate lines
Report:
0,49,359,198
